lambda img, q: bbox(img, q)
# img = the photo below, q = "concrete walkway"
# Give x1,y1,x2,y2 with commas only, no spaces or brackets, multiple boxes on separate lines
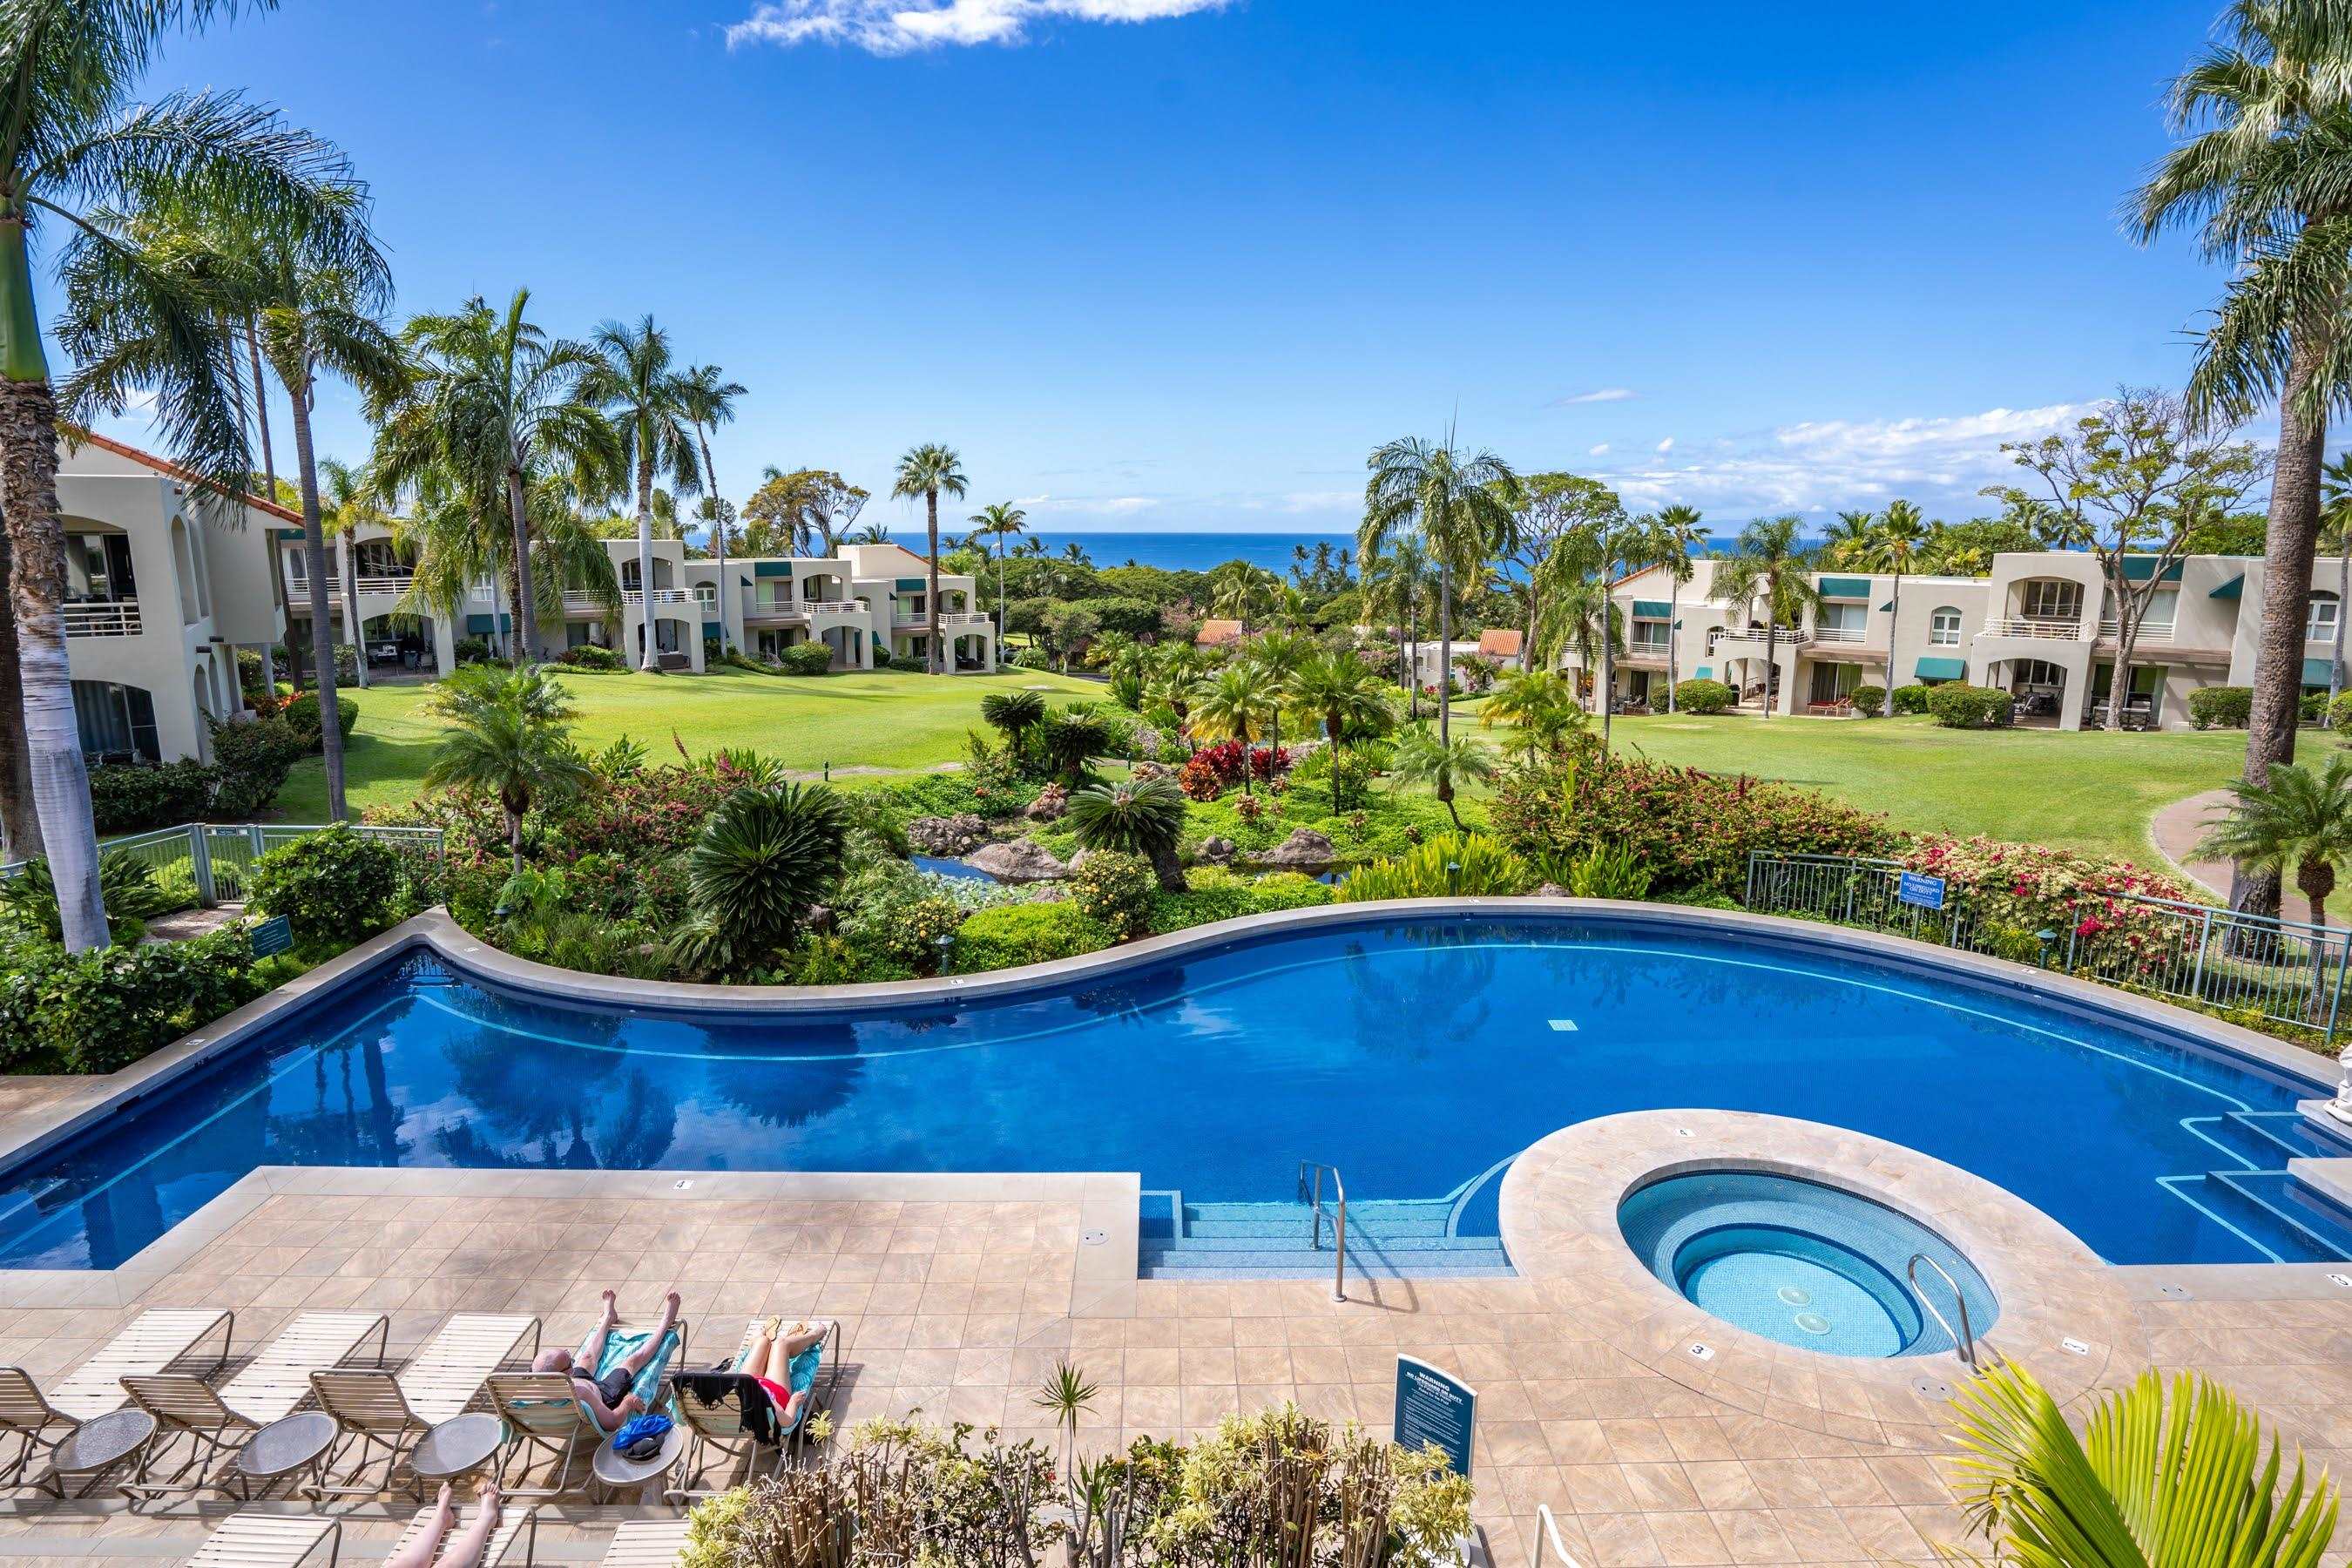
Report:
2150,788,2233,898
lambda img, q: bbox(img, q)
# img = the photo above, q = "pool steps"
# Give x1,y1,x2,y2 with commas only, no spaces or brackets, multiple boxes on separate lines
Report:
1137,1194,1513,1281
2163,1111,2352,1264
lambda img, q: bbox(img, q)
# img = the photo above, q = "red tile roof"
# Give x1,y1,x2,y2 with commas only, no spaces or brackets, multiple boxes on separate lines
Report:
1477,628,1524,659
66,428,303,524
1195,618,1245,646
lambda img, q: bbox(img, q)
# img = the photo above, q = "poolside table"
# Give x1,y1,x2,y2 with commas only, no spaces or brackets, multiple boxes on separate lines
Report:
409,1412,504,1486
234,1411,338,1498
591,1425,685,1502
45,1408,154,1498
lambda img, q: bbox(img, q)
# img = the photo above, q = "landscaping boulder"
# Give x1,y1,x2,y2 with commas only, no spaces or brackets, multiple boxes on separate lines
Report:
909,814,988,855
1024,784,1068,822
1532,882,1569,899
1254,828,1337,870
967,838,1071,883
1198,835,1237,865
1132,760,1169,782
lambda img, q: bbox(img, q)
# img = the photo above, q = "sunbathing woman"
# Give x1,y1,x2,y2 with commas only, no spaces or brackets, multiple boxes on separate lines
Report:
532,1288,682,1431
385,1483,503,1568
736,1317,830,1435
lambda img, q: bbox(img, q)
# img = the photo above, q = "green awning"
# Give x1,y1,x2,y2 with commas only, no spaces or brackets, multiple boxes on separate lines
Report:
2121,557,2184,583
1693,666,1713,679
2305,657,2335,686
703,620,722,639
1818,576,1872,598
754,561,794,578
2210,573,2244,599
895,577,928,591
465,613,510,635
1632,599,1672,618
1916,656,1968,680
274,528,306,543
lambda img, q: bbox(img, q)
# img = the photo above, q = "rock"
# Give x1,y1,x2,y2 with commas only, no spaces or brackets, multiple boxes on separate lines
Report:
1532,882,1570,899
966,838,1071,883
1132,760,1169,782
908,814,987,855
1024,784,1068,822
1254,828,1338,869
1199,835,1238,865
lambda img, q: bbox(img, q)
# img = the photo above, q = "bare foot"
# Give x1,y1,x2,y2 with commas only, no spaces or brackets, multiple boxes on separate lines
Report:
664,1288,682,1315
429,1481,456,1530
598,1288,620,1328
478,1481,502,1529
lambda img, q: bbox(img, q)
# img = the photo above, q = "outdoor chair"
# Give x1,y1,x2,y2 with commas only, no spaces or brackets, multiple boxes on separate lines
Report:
483,1315,687,1497
48,1308,235,1422
597,1518,692,1568
308,1314,541,1498
182,1513,342,1568
384,1497,539,1568
668,1318,842,1499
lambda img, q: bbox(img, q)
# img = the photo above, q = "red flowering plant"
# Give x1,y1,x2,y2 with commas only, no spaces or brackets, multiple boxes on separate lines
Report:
1902,835,2201,978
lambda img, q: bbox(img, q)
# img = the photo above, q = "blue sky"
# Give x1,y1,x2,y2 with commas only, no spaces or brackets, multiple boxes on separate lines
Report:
84,0,2245,534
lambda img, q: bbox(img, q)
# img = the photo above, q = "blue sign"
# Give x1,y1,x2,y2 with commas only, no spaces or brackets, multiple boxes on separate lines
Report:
1393,1355,1477,1477
249,915,294,958
1897,872,1946,911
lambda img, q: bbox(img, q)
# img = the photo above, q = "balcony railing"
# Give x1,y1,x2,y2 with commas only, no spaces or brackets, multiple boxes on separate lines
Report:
620,587,695,606
807,599,863,618
1808,625,1869,645
938,612,993,628
354,573,415,596
2098,618,2174,643
559,591,610,614
63,600,142,638
1982,615,2083,640
744,591,810,620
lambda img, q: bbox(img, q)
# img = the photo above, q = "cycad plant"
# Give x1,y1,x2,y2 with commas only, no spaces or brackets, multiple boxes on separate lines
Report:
1065,776,1189,891
1945,1362,2336,1568
670,783,851,976
1387,722,1495,832
1038,709,1110,784
2196,752,2352,997
423,665,592,873
979,689,1047,760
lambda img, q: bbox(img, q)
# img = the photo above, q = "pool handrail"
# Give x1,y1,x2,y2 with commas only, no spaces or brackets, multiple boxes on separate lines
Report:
1532,1505,1585,1568
1298,1160,1348,1303
1906,1251,1979,1372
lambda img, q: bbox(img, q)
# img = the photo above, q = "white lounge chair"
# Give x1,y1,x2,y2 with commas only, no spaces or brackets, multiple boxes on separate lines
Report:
308,1315,541,1498
48,1308,235,1421
483,1314,687,1497
384,1497,537,1568
119,1311,389,1499
598,1518,692,1568
181,1512,341,1568
668,1319,842,1500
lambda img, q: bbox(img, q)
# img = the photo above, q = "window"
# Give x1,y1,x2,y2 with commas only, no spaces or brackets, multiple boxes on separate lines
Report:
2013,659,2067,689
1929,606,1962,645
65,534,136,602
2309,592,2340,643
71,680,159,763
1631,618,1670,652
1815,602,1867,638
2020,580,2083,620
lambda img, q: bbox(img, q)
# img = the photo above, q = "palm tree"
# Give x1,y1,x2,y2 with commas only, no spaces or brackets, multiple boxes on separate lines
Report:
1863,499,1929,717
891,443,968,673
423,665,594,874
1389,722,1495,832
979,689,1045,756
1362,436,1520,746
2132,5,2352,918
1481,669,1583,759
1712,516,1821,720
1947,1362,2337,1568
6,11,372,949
1249,628,1314,779
1289,650,1396,813
2198,753,2352,997
1361,534,1433,714
583,316,702,672
1065,776,1188,892
1651,505,1707,711
319,456,392,691
1207,561,1280,633
1821,509,1875,567
968,501,1028,623
2322,454,2352,702
1191,665,1273,794
1536,575,1620,711
673,783,851,973
679,364,746,657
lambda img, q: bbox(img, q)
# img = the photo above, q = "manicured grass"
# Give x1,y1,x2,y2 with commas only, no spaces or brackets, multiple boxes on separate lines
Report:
1585,712,2274,870
272,666,1104,821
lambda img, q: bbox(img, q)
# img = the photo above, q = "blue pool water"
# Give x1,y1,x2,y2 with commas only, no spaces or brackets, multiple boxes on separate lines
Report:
908,855,999,883
0,913,2342,1270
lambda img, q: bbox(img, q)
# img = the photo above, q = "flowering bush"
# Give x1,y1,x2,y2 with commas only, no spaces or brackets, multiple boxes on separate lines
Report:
1903,835,2200,979
1177,753,1224,801
1188,739,1290,787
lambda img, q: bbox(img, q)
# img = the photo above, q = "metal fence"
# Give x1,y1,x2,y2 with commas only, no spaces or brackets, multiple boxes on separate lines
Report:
3,822,443,907
1744,851,2352,1046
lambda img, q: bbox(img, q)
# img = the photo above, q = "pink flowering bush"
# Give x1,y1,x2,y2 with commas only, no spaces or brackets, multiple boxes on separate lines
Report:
1902,835,2200,978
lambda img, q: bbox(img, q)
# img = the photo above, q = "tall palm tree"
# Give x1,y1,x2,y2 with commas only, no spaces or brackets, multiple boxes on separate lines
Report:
1821,509,1875,567
890,443,966,673
1534,571,1619,713
1192,664,1274,794
1249,628,1314,779
1712,515,1821,721
1481,668,1583,759
2132,3,2352,918
679,363,745,656
967,501,1027,623
1361,533,1433,715
1289,649,1396,813
583,316,702,672
1207,561,1280,633
319,456,392,691
1651,504,1707,711
1362,436,1520,746
2322,453,2352,701
6,8,372,949
1863,499,1929,717
423,664,593,874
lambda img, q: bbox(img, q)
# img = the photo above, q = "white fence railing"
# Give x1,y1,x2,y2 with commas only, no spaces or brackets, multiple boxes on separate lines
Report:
2097,618,2174,643
808,600,864,618
62,601,142,638
3,821,443,908
1744,851,2352,1044
620,588,695,606
1981,616,2083,640
1808,625,1869,645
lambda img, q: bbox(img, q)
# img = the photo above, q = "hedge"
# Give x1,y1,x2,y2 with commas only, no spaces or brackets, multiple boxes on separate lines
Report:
1926,685,2013,729
1672,679,1733,714
2189,686,2253,729
1891,683,1930,714
1849,685,1886,716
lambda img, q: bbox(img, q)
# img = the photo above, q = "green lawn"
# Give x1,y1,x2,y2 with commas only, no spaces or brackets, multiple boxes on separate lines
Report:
272,666,1103,821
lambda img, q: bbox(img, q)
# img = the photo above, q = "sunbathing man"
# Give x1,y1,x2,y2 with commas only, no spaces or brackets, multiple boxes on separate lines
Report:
532,1288,682,1431
385,1483,503,1568
736,1316,831,1434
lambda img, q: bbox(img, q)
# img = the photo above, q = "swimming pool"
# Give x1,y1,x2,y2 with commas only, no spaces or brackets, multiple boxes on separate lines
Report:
0,911,2342,1270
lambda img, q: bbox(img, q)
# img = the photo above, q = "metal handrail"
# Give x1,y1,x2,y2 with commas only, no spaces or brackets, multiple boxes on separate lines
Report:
1906,1253,1978,1373
1298,1160,1348,1303
1531,1506,1585,1568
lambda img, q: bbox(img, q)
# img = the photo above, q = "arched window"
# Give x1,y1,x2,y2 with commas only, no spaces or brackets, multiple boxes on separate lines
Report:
1929,606,1962,645
2308,591,2341,644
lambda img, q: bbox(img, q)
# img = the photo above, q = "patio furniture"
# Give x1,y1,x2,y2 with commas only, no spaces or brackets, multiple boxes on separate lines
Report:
0,1369,79,1489
669,1319,842,1499
409,1412,504,1487
384,1497,539,1568
49,1308,234,1420
597,1519,692,1568
307,1315,541,1498
43,1407,155,1499
483,1316,686,1497
119,1310,389,1498
591,1423,685,1502
184,1513,342,1568
230,1411,339,1499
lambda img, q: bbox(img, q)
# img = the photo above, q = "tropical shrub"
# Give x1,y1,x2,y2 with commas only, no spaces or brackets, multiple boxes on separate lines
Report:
1010,647,1052,671
667,784,853,977
1187,739,1288,788
206,714,309,819
0,925,265,1074
1903,834,2200,978
2189,685,2254,729
950,902,1112,970
0,850,186,941
558,644,625,671
1848,684,1886,716
1672,678,1733,714
1070,849,1155,940
1038,709,1111,781
1150,868,1334,933
1066,776,1190,890
1926,684,2013,729
86,760,215,834
979,689,1047,758
276,689,362,750
1339,832,1530,901
1107,670,1146,710
1176,753,1225,801
1564,841,1654,899
2333,689,2352,737
1892,682,1931,714
777,642,835,676
452,636,492,665
249,825,405,954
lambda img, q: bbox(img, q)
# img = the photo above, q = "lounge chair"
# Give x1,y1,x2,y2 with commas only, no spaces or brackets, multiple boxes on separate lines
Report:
668,1320,841,1499
182,1513,341,1568
0,1369,78,1489
48,1308,235,1421
384,1498,538,1568
307,1315,541,1498
483,1317,688,1497
118,1311,389,1500
598,1519,692,1568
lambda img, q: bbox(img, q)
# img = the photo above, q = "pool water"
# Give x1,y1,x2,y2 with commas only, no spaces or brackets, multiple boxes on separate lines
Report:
1679,1229,1915,1357
0,914,2338,1270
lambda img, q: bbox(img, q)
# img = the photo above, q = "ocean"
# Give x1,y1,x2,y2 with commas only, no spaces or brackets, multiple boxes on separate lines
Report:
975,531,1357,575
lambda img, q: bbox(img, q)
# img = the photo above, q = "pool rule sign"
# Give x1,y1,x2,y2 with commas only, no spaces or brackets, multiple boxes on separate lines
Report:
1393,1356,1477,1478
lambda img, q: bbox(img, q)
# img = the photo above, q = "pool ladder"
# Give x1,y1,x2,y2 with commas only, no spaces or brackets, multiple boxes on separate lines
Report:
1299,1161,1348,1303
1906,1253,1981,1373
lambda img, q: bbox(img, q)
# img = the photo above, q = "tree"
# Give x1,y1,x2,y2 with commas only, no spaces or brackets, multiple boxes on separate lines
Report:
1820,509,1876,567
2197,753,2352,995
1947,1362,2337,1568
319,455,390,690
1065,776,1188,892
1649,504,1707,710
423,665,593,873
1532,571,1619,712
743,467,868,557
1362,436,1520,746
1862,500,1928,717
1191,665,1273,794
1481,669,1584,759
1389,722,1495,832
1510,473,1620,671
1206,561,1280,633
979,689,1045,756
8,8,372,948
673,783,850,974
1288,649,1395,812
1361,534,1434,715
1248,628,1315,781
679,363,746,656
967,501,1027,617
1712,516,1821,720
2132,6,2352,918
1037,708,1109,783
891,443,967,673
583,316,702,672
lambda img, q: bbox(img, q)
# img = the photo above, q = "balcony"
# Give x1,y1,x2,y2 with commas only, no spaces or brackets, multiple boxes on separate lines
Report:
743,590,810,622
559,591,610,615
1808,625,1869,645
2097,618,2173,643
354,572,415,596
806,599,863,618
620,587,696,607
63,600,142,638
1983,616,2083,640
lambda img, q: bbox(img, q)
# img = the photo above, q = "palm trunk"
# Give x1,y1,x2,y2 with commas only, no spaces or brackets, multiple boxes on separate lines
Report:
1762,621,1779,720
698,428,727,658
1666,577,1680,713
338,526,368,689
286,368,349,821
1328,727,1343,814
2333,542,2348,703
634,455,659,672
505,463,538,663
247,320,292,695
1882,571,1901,718
0,524,40,859
926,487,943,674
507,805,525,876
0,370,105,950
1437,563,1454,746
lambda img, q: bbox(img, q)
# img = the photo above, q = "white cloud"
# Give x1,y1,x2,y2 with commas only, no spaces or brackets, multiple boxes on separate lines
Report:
1655,436,1675,455
727,0,1227,52
1005,492,1161,515
1587,443,1610,457
1551,388,1637,407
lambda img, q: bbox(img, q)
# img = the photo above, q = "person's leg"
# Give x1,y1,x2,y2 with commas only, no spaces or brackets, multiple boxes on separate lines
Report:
757,1321,828,1383
569,1287,622,1375
612,1289,683,1380
575,1382,646,1434
430,1484,504,1568
736,1320,777,1376
385,1484,458,1568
